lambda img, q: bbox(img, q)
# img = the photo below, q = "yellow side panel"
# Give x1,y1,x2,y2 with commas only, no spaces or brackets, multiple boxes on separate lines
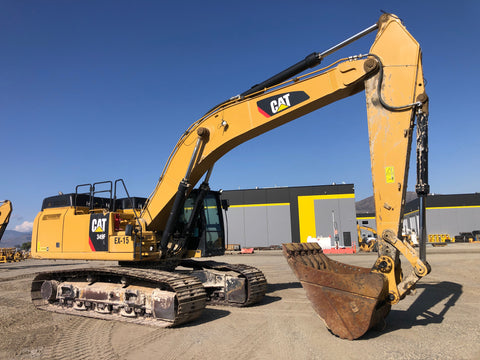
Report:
35,207,69,253
62,208,91,252
33,209,137,261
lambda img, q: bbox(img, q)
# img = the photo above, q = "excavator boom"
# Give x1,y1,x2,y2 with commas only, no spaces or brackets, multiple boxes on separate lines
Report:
142,57,375,231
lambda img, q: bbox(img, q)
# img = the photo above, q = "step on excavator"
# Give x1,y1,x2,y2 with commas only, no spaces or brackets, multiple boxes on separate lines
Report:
31,13,430,339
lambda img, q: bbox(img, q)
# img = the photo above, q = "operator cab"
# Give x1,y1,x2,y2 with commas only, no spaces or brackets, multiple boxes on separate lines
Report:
181,189,226,257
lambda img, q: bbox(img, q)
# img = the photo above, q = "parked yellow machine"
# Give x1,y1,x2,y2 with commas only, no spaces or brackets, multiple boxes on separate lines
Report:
0,247,25,263
428,233,452,246
0,200,24,263
31,13,430,339
0,200,12,242
357,224,378,252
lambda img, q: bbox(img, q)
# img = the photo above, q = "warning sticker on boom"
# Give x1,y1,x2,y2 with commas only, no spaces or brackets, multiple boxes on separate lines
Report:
385,166,395,183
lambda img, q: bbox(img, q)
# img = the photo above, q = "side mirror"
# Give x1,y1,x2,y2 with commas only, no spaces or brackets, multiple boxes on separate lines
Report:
221,199,230,211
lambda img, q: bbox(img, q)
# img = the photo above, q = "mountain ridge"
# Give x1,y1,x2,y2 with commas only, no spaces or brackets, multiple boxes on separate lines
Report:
1,230,32,248
356,191,417,213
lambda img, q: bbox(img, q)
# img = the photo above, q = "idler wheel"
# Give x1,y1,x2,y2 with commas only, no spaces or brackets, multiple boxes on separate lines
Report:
40,280,59,301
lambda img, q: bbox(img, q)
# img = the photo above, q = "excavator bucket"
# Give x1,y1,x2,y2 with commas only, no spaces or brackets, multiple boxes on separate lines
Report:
282,243,391,340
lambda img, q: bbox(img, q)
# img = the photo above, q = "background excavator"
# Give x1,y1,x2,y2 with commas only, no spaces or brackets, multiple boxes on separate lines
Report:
31,13,430,339
0,200,24,263
357,224,378,252
0,200,12,242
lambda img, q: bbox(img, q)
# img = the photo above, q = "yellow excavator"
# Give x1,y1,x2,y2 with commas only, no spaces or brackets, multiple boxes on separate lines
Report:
31,13,430,340
0,200,12,242
0,200,21,263
357,224,378,252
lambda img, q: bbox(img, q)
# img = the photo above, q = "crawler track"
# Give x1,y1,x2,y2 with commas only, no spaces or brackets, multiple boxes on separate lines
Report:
31,266,207,327
180,260,267,306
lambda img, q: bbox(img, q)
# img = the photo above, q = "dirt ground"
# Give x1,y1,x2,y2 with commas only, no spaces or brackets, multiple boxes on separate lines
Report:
0,244,479,360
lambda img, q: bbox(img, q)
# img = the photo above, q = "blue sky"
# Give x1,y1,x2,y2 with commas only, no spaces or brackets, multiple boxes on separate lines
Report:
2,1,479,232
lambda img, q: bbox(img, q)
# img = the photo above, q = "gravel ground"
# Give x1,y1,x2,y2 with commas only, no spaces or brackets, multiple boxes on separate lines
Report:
0,244,479,360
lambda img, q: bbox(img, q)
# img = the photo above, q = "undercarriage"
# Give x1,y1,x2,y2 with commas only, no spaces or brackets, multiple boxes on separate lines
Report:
31,261,267,326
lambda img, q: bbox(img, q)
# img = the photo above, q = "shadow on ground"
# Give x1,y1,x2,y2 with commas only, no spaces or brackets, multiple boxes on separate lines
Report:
267,282,302,293
0,262,89,271
364,281,463,339
252,281,302,306
183,308,231,327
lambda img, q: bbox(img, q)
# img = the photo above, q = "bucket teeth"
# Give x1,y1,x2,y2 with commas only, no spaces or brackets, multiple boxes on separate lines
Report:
283,242,390,340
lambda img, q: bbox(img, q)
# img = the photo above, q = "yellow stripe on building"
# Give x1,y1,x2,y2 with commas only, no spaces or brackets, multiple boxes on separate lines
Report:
405,204,480,216
298,194,355,243
230,203,290,208
427,205,480,210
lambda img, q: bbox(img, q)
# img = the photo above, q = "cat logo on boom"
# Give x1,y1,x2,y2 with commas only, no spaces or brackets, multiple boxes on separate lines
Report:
257,91,310,118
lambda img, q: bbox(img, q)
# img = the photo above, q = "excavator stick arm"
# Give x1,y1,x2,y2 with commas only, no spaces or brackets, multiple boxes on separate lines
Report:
282,14,431,339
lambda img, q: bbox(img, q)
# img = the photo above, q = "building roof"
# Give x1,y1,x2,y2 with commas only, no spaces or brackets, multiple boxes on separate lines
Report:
221,184,354,206
356,212,376,218
404,193,480,213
